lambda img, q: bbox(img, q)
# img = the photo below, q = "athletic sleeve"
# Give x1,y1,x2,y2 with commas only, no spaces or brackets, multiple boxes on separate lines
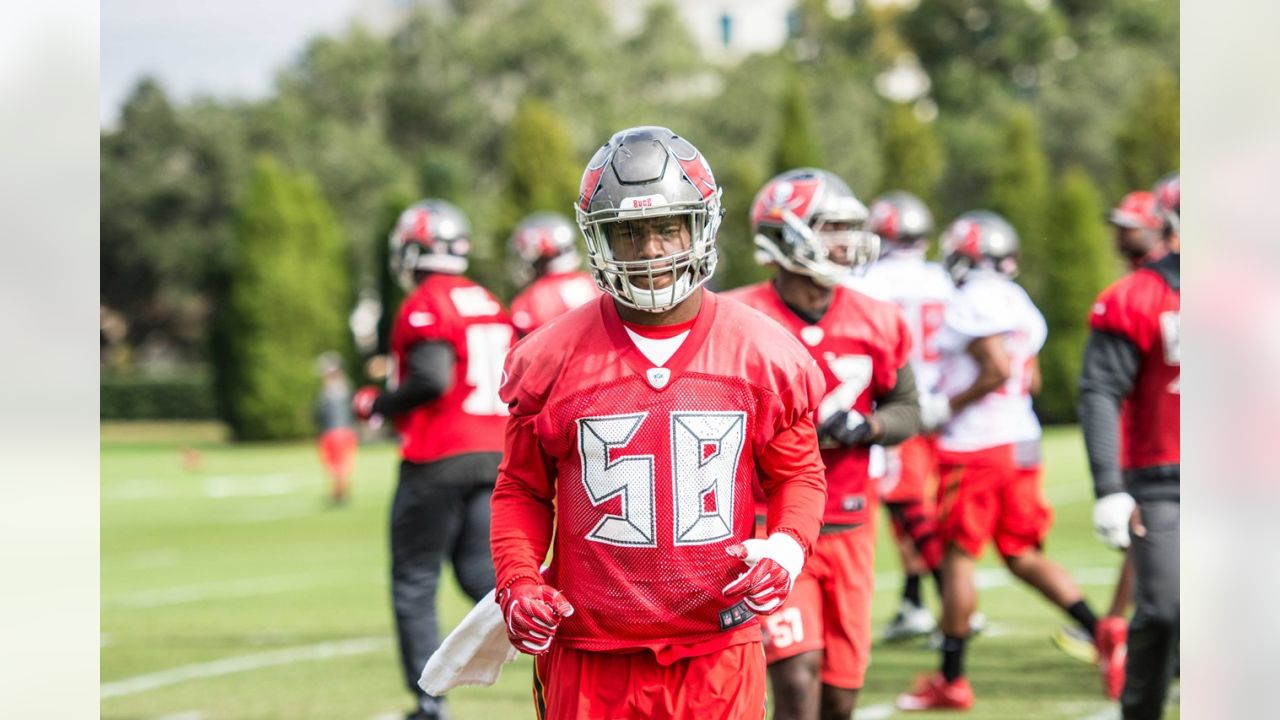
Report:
1077,329,1141,498
489,414,556,592
872,364,921,446
755,360,828,555
372,341,455,417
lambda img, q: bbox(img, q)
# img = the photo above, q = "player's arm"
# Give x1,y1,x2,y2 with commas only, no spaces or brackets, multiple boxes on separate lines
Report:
489,413,573,654
369,341,455,417
1028,354,1043,396
1077,330,1139,500
756,413,827,553
725,412,826,614
1078,329,1141,549
490,414,555,589
866,363,922,446
948,334,1010,414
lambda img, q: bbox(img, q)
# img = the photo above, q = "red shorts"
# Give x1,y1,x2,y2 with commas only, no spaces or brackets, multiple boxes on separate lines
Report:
936,445,1052,559
760,523,876,689
318,428,357,475
533,642,766,720
879,434,939,504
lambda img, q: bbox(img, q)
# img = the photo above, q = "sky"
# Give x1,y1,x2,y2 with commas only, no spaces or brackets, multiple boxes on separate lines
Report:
101,0,359,126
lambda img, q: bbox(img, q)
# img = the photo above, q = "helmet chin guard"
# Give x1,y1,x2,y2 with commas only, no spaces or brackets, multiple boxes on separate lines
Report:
575,126,723,313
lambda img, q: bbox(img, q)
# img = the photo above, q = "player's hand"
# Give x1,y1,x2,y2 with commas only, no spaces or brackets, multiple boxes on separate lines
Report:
817,409,875,447
497,581,574,655
352,386,380,421
722,532,805,615
1093,492,1136,550
919,392,952,432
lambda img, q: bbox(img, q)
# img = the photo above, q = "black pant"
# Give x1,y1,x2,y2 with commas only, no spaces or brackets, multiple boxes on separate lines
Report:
1123,499,1179,720
390,453,499,705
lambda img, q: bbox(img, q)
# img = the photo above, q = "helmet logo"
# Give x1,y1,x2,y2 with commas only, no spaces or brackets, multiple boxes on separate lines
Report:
410,209,433,244
674,152,717,200
956,220,982,257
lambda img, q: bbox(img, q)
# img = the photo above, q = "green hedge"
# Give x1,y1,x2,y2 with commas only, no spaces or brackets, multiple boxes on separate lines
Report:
101,375,217,420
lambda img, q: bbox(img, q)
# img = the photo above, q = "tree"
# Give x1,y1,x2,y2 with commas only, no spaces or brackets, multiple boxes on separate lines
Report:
1116,68,1179,191
878,102,943,207
212,157,351,440
1037,167,1115,422
985,105,1051,301
714,155,769,292
771,72,823,174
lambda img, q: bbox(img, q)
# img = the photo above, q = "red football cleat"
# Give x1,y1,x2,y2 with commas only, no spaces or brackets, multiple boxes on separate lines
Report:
1096,617,1128,700
896,672,975,711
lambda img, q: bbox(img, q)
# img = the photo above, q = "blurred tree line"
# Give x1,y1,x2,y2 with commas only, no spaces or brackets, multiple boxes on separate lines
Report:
100,0,1178,437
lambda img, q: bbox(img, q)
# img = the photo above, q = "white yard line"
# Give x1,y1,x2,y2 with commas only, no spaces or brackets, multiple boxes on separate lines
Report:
101,637,389,699
858,702,897,719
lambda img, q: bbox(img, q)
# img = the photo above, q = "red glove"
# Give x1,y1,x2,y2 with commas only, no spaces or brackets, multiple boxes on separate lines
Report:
352,386,380,420
498,580,574,655
722,532,805,615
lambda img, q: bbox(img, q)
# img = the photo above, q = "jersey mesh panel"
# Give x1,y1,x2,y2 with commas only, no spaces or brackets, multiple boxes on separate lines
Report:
543,371,771,649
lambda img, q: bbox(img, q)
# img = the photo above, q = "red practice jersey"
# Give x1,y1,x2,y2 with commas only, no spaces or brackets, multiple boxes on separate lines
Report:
1090,265,1180,470
510,270,601,337
490,292,827,659
390,273,514,463
728,282,912,526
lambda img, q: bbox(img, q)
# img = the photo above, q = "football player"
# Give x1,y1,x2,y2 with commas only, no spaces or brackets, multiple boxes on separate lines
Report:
1078,175,1179,718
507,211,601,336
353,199,515,720
729,169,922,720
897,212,1104,711
854,191,954,642
489,126,828,720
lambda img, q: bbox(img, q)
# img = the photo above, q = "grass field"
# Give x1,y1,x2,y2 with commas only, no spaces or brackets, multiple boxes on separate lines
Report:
102,422,1177,719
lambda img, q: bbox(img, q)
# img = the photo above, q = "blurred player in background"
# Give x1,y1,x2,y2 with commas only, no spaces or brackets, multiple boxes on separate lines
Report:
353,199,514,720
314,351,357,506
855,191,954,642
730,169,921,720
490,126,827,720
898,211,1105,711
1053,189,1171,681
1078,174,1179,718
508,211,600,337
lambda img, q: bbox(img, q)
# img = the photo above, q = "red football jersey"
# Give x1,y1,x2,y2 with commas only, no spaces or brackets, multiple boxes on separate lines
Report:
390,273,514,463
510,270,601,336
728,282,912,525
490,292,827,658
1090,267,1180,469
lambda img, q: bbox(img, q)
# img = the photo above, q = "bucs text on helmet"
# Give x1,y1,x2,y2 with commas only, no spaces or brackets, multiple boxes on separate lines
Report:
868,190,934,255
575,126,723,313
389,199,473,289
750,168,879,287
509,211,581,284
940,210,1020,284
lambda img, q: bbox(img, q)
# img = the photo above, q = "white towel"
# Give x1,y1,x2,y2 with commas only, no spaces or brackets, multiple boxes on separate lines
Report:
418,589,519,695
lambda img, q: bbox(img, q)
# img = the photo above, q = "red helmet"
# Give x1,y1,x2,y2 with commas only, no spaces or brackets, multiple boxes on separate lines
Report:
1152,172,1179,232
1106,191,1163,231
388,199,472,288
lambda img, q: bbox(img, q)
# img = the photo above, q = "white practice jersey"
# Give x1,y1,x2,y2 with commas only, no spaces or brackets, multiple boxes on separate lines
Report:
934,271,1046,452
848,251,955,394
